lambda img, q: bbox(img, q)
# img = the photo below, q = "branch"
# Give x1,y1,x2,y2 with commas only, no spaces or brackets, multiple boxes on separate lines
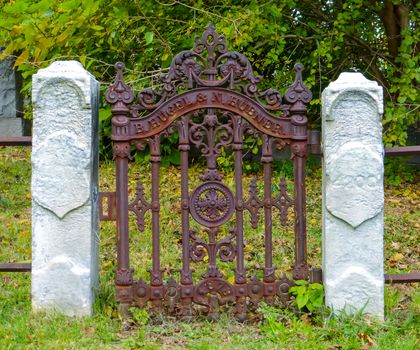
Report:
344,33,395,64
378,0,401,58
359,54,392,100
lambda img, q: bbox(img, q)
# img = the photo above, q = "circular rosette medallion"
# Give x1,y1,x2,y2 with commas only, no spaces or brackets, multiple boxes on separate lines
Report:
190,181,235,227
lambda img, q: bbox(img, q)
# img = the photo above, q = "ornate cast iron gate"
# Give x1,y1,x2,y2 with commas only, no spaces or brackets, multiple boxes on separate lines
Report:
104,24,313,320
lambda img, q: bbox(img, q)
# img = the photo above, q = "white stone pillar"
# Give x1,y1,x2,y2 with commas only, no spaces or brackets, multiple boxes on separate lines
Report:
322,73,384,320
31,61,99,316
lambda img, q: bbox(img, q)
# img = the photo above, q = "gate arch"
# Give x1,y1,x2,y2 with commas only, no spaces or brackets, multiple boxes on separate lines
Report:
105,24,312,320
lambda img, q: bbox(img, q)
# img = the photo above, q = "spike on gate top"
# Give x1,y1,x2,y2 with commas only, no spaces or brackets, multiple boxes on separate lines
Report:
105,62,134,111
285,63,312,105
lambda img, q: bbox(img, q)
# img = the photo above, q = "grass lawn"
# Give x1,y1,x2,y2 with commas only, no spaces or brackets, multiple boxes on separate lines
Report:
0,146,419,349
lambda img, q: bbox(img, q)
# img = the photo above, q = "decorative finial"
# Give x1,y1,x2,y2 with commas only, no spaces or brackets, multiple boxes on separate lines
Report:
284,63,312,104
105,61,134,106
194,23,227,58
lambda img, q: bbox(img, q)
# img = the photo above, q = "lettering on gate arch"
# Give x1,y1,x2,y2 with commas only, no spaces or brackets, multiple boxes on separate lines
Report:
111,88,291,141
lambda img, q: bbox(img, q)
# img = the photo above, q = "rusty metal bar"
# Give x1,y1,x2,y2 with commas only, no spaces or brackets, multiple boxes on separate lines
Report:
0,136,32,146
150,142,162,286
385,273,420,284
261,136,275,287
98,192,117,221
309,267,323,283
232,116,247,321
305,269,420,285
234,147,245,280
116,155,129,271
0,263,31,272
233,124,245,285
292,135,420,158
178,117,193,319
149,136,164,313
114,143,133,314
384,146,420,156
150,165,161,281
0,137,32,274
307,130,322,155
292,142,308,280
179,118,192,286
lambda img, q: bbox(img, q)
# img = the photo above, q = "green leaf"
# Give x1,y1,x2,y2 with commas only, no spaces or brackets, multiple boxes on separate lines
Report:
145,31,154,45
99,107,111,122
296,293,309,310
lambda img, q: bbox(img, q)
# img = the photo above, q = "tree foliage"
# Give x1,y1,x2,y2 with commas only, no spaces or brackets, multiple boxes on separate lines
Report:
0,0,418,148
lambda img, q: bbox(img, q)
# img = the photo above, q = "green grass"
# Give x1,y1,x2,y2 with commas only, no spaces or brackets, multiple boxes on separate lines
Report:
0,147,419,349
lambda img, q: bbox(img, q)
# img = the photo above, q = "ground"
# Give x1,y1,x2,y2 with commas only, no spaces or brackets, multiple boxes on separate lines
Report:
0,147,418,349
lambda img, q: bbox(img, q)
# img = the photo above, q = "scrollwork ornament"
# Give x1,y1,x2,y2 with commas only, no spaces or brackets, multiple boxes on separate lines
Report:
128,180,151,232
244,179,264,229
164,278,180,313
219,58,243,79
293,263,309,281
130,24,286,113
115,268,133,286
273,138,291,151
180,57,202,80
137,88,166,110
149,269,164,286
272,176,294,226
131,139,147,152
113,142,131,159
193,278,235,308
188,113,234,168
189,230,208,262
263,267,276,283
190,182,235,227
259,88,282,111
216,230,236,262
291,142,307,159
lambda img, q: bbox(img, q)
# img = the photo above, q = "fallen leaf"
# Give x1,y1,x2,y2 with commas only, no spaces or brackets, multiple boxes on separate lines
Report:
300,313,312,324
390,253,404,263
391,242,400,250
358,332,376,348
85,326,95,337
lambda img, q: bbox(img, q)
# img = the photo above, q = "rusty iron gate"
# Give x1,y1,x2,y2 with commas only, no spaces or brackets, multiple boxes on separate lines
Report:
103,24,315,320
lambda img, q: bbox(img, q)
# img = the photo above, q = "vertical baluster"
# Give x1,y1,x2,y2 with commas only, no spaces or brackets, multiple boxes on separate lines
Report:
149,135,164,312
105,62,135,316
291,141,308,280
284,63,311,281
262,135,276,303
232,116,247,320
114,142,133,315
178,117,193,319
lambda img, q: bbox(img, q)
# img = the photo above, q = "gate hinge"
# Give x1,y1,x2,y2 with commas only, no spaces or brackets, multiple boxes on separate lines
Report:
98,192,116,221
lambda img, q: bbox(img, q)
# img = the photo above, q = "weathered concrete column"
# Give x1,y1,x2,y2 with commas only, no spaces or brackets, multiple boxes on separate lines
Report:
31,61,99,316
322,73,384,320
